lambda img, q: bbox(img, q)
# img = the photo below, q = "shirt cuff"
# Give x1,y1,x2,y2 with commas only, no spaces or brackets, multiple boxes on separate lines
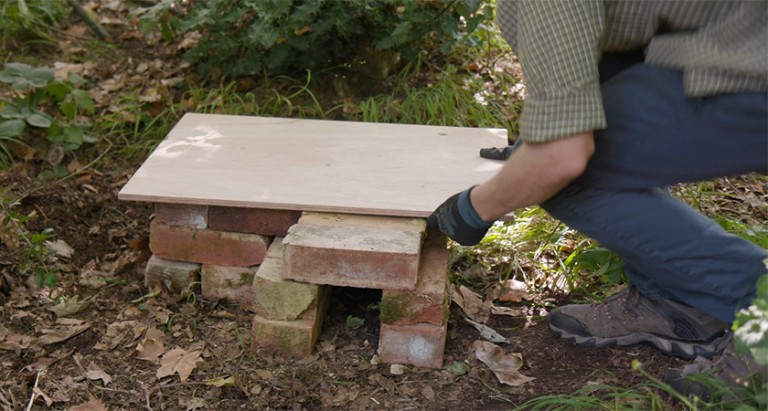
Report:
519,82,607,143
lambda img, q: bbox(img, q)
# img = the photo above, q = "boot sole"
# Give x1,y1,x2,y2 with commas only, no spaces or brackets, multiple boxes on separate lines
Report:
549,322,729,360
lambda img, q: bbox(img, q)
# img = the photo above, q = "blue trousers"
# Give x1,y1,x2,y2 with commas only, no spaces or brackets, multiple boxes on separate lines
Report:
540,63,768,323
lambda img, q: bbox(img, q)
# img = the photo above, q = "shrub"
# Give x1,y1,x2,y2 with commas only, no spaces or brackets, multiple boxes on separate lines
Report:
174,0,490,78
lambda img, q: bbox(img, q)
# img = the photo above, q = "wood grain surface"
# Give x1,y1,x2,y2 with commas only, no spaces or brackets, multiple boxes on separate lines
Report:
118,113,510,219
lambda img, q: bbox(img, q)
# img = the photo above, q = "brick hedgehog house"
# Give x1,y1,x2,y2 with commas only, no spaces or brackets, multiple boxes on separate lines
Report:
119,113,510,368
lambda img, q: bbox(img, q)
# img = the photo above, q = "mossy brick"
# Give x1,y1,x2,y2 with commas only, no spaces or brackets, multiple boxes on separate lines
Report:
380,232,450,326
154,203,208,229
201,264,256,309
251,293,330,357
150,222,269,266
144,254,200,293
252,238,332,320
377,322,448,369
282,213,425,290
208,206,301,236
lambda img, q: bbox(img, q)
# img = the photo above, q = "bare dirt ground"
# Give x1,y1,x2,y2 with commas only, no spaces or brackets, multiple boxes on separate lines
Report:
2,3,767,409
1,160,688,410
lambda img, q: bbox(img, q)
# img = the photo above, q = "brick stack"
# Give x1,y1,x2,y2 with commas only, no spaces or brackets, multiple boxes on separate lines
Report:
144,205,451,368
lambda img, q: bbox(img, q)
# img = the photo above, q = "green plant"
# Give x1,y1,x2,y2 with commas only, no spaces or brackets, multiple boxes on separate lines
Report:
160,0,490,79
0,62,97,167
345,315,365,330
1,203,58,290
0,0,68,45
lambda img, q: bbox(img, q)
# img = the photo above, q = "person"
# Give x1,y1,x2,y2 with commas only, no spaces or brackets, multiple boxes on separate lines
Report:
427,0,767,392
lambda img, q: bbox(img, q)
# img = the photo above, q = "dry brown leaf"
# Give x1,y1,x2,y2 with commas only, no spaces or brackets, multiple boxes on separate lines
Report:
451,284,491,323
50,295,91,317
38,319,90,346
472,340,535,387
0,333,33,351
69,397,108,411
136,327,166,364
490,305,524,317
86,362,112,386
157,347,203,382
94,321,140,350
497,279,532,303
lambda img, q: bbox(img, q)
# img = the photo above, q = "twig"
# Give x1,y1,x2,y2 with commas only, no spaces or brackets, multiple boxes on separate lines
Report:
66,0,111,41
24,370,41,411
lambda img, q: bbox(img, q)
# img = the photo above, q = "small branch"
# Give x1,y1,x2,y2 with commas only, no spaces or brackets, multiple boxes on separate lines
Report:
24,371,41,411
66,0,111,41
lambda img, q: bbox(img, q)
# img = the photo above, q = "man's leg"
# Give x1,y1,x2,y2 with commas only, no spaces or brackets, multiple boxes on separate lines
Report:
541,64,767,358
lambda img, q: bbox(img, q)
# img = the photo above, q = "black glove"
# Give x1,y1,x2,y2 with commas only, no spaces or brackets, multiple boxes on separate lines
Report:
427,187,493,246
479,139,524,160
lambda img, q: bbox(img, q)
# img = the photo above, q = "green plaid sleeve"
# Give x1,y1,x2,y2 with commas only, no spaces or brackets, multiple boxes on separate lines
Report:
497,1,607,143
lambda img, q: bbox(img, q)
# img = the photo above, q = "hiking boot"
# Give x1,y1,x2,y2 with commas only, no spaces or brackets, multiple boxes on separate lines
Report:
548,286,730,359
663,333,767,402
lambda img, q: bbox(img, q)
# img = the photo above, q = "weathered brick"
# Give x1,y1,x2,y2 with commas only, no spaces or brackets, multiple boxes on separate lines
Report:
252,238,332,320
201,264,256,309
144,254,200,293
150,222,269,266
380,232,450,326
282,213,425,290
251,298,329,357
377,322,448,369
154,203,208,229
209,206,300,236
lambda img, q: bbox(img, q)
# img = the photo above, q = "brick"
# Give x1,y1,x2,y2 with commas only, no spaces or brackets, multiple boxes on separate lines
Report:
154,203,208,229
252,238,332,320
144,255,200,293
282,213,425,290
380,232,450,326
209,206,300,236
150,222,269,266
201,264,256,309
377,322,448,369
251,295,329,357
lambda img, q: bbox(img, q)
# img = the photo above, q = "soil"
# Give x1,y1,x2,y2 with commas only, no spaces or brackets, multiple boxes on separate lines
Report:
2,3,763,409
0,160,687,411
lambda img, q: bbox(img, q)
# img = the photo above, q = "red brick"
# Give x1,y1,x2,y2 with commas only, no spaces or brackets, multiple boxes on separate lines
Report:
282,213,425,290
377,322,448,369
209,207,300,236
252,238,332,320
150,222,268,266
154,203,208,229
201,264,256,309
144,255,200,293
380,232,450,326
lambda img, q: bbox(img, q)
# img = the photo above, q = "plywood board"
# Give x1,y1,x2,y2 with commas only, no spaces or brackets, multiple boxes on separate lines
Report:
118,113,509,218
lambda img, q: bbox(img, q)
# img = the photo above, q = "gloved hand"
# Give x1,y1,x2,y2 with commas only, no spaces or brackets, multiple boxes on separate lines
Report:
479,139,523,160
426,186,494,246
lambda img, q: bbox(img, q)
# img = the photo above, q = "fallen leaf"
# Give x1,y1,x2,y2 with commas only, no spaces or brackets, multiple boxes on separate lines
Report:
0,333,33,351
183,397,207,411
157,347,203,382
464,317,511,344
206,375,235,387
421,385,435,401
34,387,53,406
490,305,524,317
23,357,56,372
86,362,112,386
45,239,75,259
50,295,91,317
38,319,90,346
94,321,140,350
497,279,532,302
451,284,491,323
472,340,535,387
136,327,166,364
69,397,108,411
177,31,201,51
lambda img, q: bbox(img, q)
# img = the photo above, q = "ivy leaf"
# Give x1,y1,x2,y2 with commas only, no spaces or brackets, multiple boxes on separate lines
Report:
72,89,95,115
